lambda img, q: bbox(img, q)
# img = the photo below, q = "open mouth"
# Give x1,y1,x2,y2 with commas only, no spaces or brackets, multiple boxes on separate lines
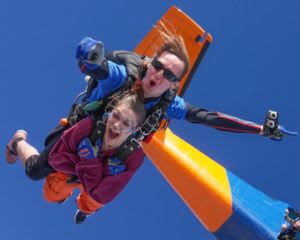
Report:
108,128,119,139
150,80,156,87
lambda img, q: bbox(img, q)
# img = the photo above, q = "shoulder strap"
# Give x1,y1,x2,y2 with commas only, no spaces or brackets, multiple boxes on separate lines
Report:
81,76,99,104
89,114,107,146
141,88,177,134
114,88,177,163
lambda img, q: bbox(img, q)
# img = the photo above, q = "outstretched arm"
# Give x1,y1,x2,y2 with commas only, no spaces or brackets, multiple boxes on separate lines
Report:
76,38,131,103
185,102,262,134
166,96,262,134
166,96,297,140
76,37,109,79
185,102,298,140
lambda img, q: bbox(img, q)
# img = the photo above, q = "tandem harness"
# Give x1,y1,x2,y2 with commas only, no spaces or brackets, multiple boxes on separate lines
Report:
67,50,147,126
88,87,177,164
66,49,177,166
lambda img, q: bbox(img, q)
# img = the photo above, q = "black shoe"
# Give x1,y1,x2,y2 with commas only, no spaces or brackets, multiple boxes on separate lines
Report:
74,210,89,224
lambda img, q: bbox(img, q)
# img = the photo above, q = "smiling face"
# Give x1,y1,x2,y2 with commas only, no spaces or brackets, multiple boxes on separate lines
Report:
102,103,139,151
142,51,185,98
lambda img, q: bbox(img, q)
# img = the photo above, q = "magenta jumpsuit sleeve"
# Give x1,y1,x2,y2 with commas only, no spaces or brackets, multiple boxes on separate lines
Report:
49,117,93,175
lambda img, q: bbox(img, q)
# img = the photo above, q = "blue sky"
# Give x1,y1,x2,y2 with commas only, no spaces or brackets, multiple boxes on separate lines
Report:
1,1,299,239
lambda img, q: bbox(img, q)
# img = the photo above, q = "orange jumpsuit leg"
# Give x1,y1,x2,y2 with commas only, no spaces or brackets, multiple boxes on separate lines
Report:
43,172,79,203
76,186,104,214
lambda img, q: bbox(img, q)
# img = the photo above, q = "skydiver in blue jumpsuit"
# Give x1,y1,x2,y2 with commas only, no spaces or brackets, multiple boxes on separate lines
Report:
77,36,297,139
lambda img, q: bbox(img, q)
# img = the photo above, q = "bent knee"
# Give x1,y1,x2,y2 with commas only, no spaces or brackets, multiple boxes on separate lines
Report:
25,155,54,181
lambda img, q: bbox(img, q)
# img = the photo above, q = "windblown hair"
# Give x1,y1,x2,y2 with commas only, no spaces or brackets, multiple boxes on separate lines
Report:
154,21,190,79
111,86,146,126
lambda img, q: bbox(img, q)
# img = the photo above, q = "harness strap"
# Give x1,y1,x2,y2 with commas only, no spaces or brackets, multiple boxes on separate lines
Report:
114,137,142,162
90,115,106,146
141,88,176,135
67,50,148,128
81,76,99,104
68,50,176,164
114,88,177,163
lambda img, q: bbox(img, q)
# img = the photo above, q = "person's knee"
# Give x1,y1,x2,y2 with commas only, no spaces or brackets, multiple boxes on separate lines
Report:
77,191,103,214
25,155,53,180
44,173,73,203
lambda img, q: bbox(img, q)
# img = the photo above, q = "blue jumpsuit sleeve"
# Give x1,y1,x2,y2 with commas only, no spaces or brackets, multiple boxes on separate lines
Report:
87,61,127,103
165,96,187,120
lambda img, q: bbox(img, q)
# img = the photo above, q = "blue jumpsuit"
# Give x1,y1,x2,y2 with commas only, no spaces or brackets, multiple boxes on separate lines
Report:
82,59,262,134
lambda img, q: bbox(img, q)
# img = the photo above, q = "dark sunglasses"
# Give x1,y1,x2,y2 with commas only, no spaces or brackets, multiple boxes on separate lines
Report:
151,58,179,82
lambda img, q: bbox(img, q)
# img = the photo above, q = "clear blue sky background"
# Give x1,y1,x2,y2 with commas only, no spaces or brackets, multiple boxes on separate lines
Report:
1,1,299,239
